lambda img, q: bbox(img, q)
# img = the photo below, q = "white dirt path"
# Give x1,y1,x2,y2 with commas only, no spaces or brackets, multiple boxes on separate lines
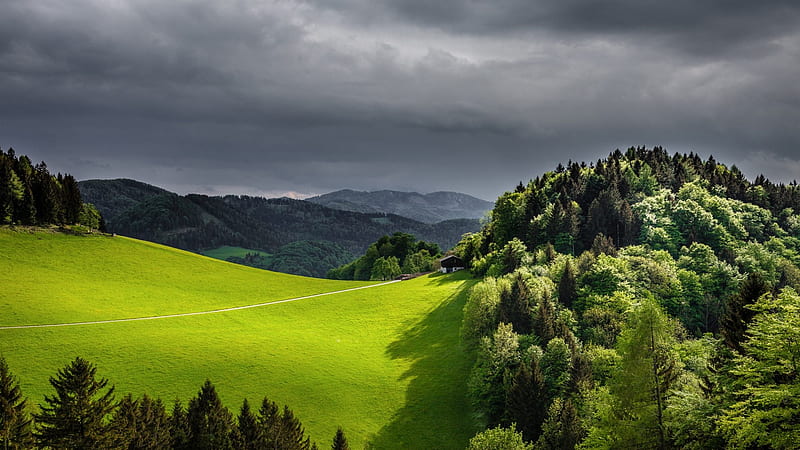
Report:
0,280,400,330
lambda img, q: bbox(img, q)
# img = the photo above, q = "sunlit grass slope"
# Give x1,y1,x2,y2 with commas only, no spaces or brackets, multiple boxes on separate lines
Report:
0,229,366,325
0,229,478,448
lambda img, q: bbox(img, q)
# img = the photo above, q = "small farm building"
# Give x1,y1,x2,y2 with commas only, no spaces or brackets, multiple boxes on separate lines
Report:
439,255,465,273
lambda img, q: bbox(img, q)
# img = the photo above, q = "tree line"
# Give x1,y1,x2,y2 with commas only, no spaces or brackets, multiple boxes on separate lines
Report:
0,148,102,229
326,232,441,280
0,356,351,450
457,147,800,448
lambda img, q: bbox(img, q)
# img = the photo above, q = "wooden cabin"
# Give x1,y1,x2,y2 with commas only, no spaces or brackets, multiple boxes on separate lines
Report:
439,255,465,273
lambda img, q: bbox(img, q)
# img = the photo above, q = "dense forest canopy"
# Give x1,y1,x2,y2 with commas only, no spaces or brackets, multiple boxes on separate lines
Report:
457,147,800,449
327,232,441,280
0,148,102,229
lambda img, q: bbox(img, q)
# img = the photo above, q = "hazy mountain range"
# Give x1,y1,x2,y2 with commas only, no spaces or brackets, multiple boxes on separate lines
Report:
78,179,483,276
307,189,493,223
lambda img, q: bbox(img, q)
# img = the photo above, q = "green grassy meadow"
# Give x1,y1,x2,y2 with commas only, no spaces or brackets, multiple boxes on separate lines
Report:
199,245,273,263
0,228,478,448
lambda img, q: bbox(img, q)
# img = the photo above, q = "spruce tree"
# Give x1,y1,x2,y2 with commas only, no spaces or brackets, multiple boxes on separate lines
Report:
236,398,261,450
0,357,33,450
11,155,36,225
275,405,311,450
558,260,577,309
35,357,116,449
61,174,82,224
169,399,191,450
535,398,582,450
504,354,548,442
533,295,556,346
498,272,533,335
109,394,170,450
720,273,768,354
186,380,234,449
331,426,350,450
257,396,280,447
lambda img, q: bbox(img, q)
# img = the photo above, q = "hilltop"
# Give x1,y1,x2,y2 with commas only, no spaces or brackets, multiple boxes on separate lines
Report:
454,146,800,448
307,189,493,223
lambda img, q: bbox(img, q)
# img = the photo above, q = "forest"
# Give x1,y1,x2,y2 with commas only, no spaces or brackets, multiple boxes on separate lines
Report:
0,356,351,449
0,148,101,229
326,232,441,280
457,147,800,448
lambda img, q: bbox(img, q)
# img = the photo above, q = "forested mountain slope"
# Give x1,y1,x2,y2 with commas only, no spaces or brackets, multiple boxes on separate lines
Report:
308,189,493,223
79,179,480,275
456,147,800,448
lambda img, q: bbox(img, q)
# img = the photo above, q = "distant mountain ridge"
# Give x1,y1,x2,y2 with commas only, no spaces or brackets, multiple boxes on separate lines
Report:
78,179,481,276
307,189,493,223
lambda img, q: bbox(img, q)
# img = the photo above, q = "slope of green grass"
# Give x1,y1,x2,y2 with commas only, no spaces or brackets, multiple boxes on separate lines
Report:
0,229,367,325
199,245,273,263
0,228,478,448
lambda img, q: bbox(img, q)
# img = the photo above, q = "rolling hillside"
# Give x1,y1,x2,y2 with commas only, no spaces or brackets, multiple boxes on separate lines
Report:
307,189,493,223
0,228,478,448
79,179,481,276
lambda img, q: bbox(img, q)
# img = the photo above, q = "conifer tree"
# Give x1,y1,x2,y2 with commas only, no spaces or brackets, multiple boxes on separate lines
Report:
0,157,19,224
535,398,582,450
558,260,577,309
169,399,191,450
533,295,556,346
257,396,281,447
498,272,533,334
11,155,36,225
61,174,83,224
275,405,311,450
32,163,61,225
109,393,170,449
720,273,768,354
236,398,261,450
0,357,33,450
186,380,234,449
35,357,116,449
331,426,350,450
504,354,548,442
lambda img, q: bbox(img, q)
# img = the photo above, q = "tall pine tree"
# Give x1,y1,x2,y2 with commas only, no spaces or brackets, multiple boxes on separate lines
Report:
236,398,260,450
504,353,548,442
186,380,235,450
0,357,33,450
331,427,350,450
35,357,116,449
720,273,768,354
558,260,577,309
109,393,170,449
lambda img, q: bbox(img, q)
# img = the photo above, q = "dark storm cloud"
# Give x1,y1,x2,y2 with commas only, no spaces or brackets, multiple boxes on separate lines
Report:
322,0,800,55
0,0,798,200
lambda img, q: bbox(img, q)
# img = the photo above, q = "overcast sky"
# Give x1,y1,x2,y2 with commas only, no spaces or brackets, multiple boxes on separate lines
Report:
1,0,798,201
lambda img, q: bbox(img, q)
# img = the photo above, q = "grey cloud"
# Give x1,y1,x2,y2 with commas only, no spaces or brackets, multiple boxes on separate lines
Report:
0,0,798,200
319,0,800,56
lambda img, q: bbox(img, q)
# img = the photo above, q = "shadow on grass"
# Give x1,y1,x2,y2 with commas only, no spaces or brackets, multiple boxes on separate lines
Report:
366,274,480,449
